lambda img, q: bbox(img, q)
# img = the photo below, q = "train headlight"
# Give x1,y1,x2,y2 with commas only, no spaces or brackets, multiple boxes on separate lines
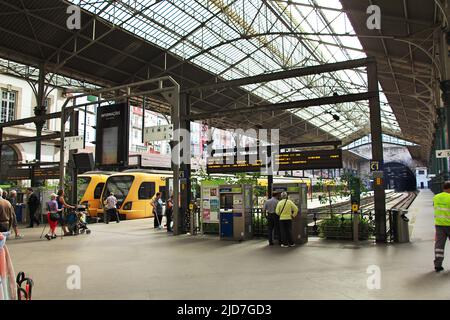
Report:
122,202,132,210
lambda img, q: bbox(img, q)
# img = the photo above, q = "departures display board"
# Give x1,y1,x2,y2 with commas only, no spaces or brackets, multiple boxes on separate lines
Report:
207,149,342,174
95,103,130,169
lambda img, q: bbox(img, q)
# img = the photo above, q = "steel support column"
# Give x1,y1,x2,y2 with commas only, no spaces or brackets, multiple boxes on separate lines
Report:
33,64,47,187
440,81,450,173
368,62,386,243
69,110,79,204
179,93,191,235
268,174,273,198
0,127,3,181
171,92,181,235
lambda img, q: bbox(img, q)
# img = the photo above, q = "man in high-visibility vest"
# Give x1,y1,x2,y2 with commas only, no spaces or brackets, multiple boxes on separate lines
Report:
433,181,450,272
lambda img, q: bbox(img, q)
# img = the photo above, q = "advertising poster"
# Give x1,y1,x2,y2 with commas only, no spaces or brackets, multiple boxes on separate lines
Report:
203,209,211,222
209,198,219,223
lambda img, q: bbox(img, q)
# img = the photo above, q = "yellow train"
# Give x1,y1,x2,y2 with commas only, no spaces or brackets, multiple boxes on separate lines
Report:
78,171,112,217
101,169,172,220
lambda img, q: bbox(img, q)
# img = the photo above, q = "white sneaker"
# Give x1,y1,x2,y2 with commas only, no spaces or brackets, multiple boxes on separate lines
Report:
15,235,23,239
281,244,289,248
289,244,295,247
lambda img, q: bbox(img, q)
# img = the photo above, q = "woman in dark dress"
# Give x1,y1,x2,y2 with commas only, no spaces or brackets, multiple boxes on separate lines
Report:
56,189,75,236
166,195,173,232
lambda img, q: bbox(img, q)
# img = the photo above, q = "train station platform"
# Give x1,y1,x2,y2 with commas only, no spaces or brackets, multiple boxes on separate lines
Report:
5,189,448,300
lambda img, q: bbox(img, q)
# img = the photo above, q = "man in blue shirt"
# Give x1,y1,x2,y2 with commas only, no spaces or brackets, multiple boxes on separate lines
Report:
264,192,280,246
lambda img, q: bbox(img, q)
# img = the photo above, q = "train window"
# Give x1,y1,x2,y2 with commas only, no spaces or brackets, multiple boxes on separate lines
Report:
104,176,135,207
77,176,91,202
139,182,155,200
94,183,105,199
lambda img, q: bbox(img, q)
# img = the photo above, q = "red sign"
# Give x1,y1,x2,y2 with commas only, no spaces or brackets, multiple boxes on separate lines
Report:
132,106,143,116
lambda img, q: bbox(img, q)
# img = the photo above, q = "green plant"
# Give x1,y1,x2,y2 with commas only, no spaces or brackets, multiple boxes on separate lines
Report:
318,216,374,240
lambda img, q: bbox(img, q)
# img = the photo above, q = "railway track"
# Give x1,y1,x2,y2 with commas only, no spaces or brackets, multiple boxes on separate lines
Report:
389,191,417,210
308,190,401,215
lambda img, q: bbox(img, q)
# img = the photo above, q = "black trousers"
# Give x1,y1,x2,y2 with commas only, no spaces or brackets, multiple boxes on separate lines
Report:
267,213,280,244
166,210,173,232
279,220,294,246
105,208,120,224
154,213,163,228
28,207,40,227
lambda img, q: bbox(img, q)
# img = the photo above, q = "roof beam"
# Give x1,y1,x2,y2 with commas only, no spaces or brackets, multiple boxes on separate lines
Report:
184,57,374,93
189,91,377,120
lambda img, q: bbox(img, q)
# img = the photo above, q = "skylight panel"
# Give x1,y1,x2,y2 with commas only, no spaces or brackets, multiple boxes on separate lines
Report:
71,0,401,139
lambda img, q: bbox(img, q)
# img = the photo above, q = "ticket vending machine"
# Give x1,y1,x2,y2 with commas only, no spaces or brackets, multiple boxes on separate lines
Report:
219,184,253,241
272,183,308,244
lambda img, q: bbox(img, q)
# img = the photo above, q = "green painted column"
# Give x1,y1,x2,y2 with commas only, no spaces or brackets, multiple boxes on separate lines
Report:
442,108,449,173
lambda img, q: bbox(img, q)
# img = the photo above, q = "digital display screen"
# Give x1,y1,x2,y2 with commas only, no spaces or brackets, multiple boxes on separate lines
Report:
95,103,129,168
207,149,342,173
101,126,118,165
275,149,343,171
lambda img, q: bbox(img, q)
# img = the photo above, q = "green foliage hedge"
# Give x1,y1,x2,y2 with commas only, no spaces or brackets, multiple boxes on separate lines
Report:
318,216,374,240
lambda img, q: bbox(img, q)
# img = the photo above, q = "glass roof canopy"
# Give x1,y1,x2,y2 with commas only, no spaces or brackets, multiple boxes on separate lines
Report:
71,0,401,140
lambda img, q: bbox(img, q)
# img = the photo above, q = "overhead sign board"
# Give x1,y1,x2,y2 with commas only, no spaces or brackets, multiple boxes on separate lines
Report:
436,149,450,158
207,149,343,174
33,166,60,179
370,160,383,172
64,135,84,151
3,166,60,181
144,124,173,142
4,168,31,180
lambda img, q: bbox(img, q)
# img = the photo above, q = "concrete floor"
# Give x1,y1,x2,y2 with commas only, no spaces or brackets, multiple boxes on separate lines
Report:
5,189,449,300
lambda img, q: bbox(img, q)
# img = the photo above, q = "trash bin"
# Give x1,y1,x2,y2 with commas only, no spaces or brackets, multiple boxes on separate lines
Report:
393,209,410,243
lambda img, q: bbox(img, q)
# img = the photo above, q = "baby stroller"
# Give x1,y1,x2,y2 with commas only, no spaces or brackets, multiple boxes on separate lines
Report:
66,205,91,236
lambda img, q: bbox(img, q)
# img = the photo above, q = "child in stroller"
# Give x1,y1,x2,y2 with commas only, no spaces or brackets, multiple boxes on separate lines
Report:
65,205,91,236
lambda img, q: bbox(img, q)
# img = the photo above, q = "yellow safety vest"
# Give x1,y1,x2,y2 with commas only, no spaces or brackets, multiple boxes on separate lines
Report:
433,192,450,226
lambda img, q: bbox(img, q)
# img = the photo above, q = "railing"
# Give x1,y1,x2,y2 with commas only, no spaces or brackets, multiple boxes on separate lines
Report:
386,191,417,242
252,208,267,238
251,208,375,240
308,210,375,240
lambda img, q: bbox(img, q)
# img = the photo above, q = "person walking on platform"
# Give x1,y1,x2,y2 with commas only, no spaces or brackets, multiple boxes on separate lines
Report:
26,188,40,228
264,192,280,246
0,188,15,234
165,194,174,232
433,181,450,272
56,189,75,235
5,191,22,239
44,193,60,240
151,192,163,229
104,192,120,224
276,192,298,248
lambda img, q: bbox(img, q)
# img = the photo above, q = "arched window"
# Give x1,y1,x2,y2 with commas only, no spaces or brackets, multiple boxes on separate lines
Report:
0,145,19,183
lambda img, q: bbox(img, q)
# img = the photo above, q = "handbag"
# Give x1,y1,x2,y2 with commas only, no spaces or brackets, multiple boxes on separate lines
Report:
49,211,60,222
